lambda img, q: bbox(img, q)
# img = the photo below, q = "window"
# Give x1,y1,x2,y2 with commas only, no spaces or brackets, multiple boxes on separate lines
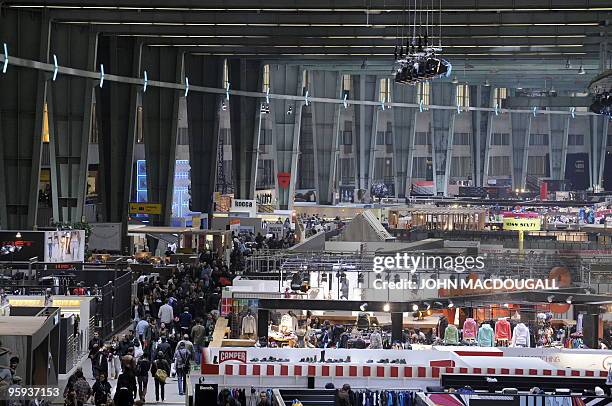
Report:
379,78,391,103
494,87,507,107
260,128,272,146
298,153,315,189
489,156,511,176
374,158,393,181
223,59,229,89
418,82,430,105
256,159,274,188
568,134,584,146
376,131,386,145
385,131,393,146
454,132,471,146
222,160,233,184
491,132,510,146
450,156,472,178
262,64,270,93
527,156,548,176
530,133,549,146
302,70,309,92
415,132,431,146
456,84,470,108
177,128,189,145
340,131,352,145
339,158,355,185
412,156,429,178
220,128,231,145
342,74,351,97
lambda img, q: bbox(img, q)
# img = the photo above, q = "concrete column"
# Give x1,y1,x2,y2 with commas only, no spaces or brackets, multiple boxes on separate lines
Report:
471,86,492,186
185,55,222,218
430,82,456,196
353,75,379,192
228,58,262,200
549,112,570,180
141,46,183,226
95,36,141,252
47,23,97,223
392,82,417,198
0,9,49,229
311,71,341,205
269,64,304,210
510,111,532,190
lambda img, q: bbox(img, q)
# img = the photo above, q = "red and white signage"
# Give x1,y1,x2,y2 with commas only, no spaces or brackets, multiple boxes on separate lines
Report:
219,350,247,364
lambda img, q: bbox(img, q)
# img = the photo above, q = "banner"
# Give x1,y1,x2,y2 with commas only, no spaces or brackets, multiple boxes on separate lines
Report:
230,199,257,217
129,202,162,215
502,217,541,231
44,230,85,263
0,232,45,262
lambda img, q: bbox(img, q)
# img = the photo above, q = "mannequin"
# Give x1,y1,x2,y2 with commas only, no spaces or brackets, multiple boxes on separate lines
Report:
241,311,257,339
437,315,449,339
462,318,478,342
477,323,494,347
444,324,459,345
510,323,530,348
495,318,511,346
369,329,383,349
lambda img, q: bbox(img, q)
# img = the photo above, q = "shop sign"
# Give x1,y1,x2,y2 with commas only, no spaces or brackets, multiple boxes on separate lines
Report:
129,202,162,215
219,350,247,363
502,217,541,231
52,299,82,307
230,199,257,217
277,172,291,189
9,298,44,307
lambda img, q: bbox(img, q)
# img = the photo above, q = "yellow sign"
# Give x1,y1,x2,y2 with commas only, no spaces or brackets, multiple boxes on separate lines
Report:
129,202,162,215
9,299,44,307
52,299,82,307
503,217,541,231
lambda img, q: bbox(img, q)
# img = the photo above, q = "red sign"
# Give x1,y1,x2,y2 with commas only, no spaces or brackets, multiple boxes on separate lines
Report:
219,350,247,364
277,172,291,189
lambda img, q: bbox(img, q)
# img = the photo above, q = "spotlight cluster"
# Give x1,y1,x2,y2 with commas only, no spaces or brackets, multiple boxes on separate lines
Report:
394,44,452,85
590,91,612,117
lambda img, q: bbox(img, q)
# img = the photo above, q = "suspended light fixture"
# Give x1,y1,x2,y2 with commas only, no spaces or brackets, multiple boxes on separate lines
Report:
412,304,419,312
383,303,391,312
451,76,458,84
565,59,571,69
578,65,586,75
447,300,454,308
15,232,21,239
484,79,491,87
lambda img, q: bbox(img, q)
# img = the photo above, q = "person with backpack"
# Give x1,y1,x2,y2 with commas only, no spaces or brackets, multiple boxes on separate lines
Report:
135,352,151,402
151,351,170,402
114,371,136,406
91,372,111,406
173,342,191,396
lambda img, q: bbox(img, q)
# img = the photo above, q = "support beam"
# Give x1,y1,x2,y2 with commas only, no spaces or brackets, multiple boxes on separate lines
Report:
0,9,49,229
431,82,456,196
141,46,183,225
47,23,97,223
185,55,222,218
270,64,304,210
392,82,417,197
510,110,532,190
228,58,262,200
549,111,570,181
95,36,141,253
353,74,379,193
471,85,492,186
311,70,341,205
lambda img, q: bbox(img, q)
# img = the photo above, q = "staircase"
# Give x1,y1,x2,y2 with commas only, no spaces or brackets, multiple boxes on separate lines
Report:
279,389,335,406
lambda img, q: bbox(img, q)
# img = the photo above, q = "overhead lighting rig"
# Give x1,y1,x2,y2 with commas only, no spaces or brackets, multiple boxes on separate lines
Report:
590,91,612,117
393,0,451,86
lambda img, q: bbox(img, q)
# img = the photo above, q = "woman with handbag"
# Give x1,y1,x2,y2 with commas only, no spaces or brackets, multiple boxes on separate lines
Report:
151,351,170,402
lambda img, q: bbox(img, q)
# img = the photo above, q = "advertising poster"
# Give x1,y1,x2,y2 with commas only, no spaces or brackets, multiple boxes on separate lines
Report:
44,230,85,263
0,231,45,262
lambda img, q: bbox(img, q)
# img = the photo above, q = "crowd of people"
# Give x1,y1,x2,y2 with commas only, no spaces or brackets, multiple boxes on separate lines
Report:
61,249,231,406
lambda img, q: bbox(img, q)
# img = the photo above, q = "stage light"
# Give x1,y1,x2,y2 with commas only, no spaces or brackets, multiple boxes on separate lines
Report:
566,296,573,304
447,300,454,308
503,303,509,308
578,65,586,75
547,295,554,303
287,106,293,115
360,303,368,312
451,76,458,84
383,303,390,312
424,302,431,310
15,232,21,238
412,304,419,312
484,79,491,87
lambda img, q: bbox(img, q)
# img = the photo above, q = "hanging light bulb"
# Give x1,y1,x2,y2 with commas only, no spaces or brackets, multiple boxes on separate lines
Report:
451,76,459,84
15,232,21,239
578,65,586,75
383,303,391,312
484,79,491,87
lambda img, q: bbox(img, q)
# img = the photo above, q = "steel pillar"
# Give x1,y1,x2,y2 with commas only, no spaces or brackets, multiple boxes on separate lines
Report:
311,71,341,205
392,82,417,197
549,111,570,181
590,116,609,188
430,82,456,196
228,58,262,200
471,86,492,186
0,9,49,229
95,36,141,252
269,64,304,210
141,46,183,226
47,23,97,223
510,110,532,190
185,55,222,218
353,74,379,192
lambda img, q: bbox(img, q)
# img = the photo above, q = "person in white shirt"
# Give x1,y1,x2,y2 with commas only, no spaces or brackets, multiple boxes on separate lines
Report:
158,300,174,330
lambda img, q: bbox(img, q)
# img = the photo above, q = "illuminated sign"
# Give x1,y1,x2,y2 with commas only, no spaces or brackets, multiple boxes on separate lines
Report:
129,202,162,215
52,299,82,307
503,218,541,231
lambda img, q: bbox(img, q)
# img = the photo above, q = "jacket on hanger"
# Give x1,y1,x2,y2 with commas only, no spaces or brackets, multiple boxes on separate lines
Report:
462,318,478,340
511,323,530,347
477,324,494,347
495,318,512,341
241,314,257,335
444,325,459,344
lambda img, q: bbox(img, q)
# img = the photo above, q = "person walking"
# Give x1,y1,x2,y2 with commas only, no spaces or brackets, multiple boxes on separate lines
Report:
191,318,206,366
135,352,151,402
151,351,170,402
91,372,111,406
174,342,192,396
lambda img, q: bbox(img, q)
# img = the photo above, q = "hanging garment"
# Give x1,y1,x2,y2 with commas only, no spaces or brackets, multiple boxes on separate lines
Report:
477,324,494,347
495,318,512,341
462,318,478,340
444,325,459,345
280,314,295,333
369,331,383,349
437,316,449,339
241,314,257,335
511,323,531,347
